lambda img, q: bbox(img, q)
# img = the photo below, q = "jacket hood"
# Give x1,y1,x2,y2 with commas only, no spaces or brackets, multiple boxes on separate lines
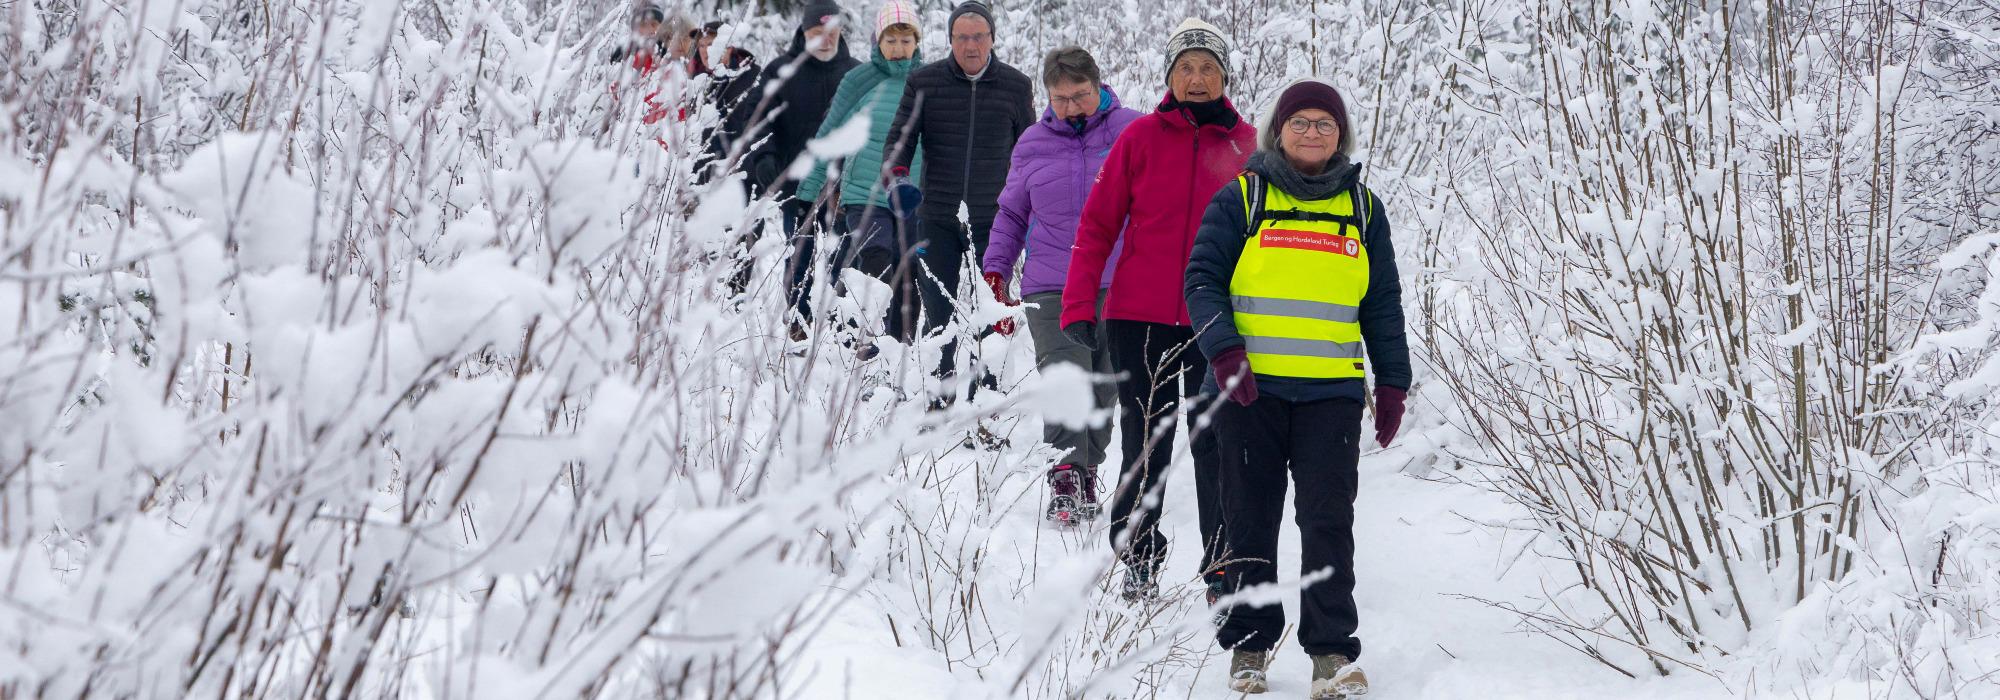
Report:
868,43,922,73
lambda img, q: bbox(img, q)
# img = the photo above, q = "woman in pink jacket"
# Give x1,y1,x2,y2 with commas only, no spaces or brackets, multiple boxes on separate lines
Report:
1059,18,1255,603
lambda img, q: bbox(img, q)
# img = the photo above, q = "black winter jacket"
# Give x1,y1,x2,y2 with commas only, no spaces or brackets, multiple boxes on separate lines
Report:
702,48,760,174
886,57,1035,222
1183,152,1412,402
731,28,858,197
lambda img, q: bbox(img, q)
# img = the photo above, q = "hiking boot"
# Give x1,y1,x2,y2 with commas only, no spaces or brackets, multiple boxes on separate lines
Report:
1119,566,1158,604
1205,573,1229,626
972,424,1007,451
1076,465,1101,520
1046,466,1084,526
1310,654,1368,698
1228,649,1269,693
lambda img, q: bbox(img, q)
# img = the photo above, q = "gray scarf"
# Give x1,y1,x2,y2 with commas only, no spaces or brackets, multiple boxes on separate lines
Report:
1246,150,1358,201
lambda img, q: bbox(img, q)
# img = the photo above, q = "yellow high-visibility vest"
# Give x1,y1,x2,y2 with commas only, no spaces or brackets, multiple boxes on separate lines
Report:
1229,174,1370,379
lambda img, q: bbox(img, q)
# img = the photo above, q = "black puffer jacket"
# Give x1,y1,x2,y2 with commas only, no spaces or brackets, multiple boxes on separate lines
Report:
730,27,858,197
702,48,760,174
886,56,1035,222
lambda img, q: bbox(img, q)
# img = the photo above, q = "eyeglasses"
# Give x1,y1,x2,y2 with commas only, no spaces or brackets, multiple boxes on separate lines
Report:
951,32,991,44
1173,61,1221,77
1049,89,1096,108
1286,117,1340,135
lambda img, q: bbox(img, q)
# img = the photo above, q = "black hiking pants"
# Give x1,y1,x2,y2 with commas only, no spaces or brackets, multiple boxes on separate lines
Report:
1102,320,1224,587
1213,394,1363,660
914,214,996,395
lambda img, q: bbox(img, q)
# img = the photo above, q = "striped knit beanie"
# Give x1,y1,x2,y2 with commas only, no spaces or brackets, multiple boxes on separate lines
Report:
876,0,919,40
1164,18,1230,86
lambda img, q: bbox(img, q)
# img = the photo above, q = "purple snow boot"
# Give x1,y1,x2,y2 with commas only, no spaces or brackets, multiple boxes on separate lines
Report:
1046,465,1100,525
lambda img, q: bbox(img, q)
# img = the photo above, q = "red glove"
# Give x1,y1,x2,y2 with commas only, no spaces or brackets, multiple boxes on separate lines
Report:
1211,346,1258,407
983,272,1017,305
1374,385,1407,447
984,272,1017,336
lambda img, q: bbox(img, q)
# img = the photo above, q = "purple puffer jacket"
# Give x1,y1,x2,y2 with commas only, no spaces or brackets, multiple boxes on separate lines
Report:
981,86,1142,296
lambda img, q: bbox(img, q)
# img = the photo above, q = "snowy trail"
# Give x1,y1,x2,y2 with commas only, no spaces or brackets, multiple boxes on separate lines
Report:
793,345,1726,699
1139,440,1720,699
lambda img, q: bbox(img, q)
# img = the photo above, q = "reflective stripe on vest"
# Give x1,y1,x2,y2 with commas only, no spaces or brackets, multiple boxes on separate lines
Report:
1241,336,1365,359
1229,175,1370,379
1230,295,1360,324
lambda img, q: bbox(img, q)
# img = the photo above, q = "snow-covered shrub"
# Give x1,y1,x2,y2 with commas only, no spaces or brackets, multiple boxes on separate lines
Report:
4,0,1996,697
0,0,918,696
1407,0,2000,691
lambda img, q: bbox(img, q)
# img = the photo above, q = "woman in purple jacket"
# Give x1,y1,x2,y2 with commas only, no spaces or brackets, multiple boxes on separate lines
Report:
981,47,1141,525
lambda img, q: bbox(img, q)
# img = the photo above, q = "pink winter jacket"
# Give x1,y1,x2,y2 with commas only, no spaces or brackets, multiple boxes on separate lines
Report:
1060,96,1256,328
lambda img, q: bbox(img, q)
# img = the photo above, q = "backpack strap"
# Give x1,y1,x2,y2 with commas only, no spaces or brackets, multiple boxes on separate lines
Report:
1241,171,1374,235
1265,178,1374,233
1354,179,1373,240
1260,208,1365,229
1238,172,1267,240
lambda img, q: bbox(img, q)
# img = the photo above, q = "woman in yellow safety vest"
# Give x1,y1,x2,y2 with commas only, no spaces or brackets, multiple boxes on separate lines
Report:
1182,78,1410,699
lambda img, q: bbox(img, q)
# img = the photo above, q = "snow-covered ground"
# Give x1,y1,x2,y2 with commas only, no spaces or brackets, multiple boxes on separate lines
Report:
775,335,1724,699
4,1,1997,698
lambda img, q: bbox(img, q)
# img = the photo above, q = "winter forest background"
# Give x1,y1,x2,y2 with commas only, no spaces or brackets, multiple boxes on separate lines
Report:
2,0,1997,697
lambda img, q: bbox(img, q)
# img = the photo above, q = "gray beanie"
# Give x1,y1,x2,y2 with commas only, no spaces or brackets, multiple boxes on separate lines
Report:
949,1,996,35
1164,18,1230,85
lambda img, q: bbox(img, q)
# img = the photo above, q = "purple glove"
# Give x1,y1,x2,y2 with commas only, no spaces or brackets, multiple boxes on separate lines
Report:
1212,346,1258,407
1374,385,1406,447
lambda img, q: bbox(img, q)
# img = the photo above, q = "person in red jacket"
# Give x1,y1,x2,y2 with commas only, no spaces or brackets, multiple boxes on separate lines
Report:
1059,17,1255,603
608,4,669,72
606,4,694,127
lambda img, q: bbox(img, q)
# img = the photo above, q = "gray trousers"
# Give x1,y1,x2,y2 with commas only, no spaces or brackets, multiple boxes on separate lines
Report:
1022,291,1117,467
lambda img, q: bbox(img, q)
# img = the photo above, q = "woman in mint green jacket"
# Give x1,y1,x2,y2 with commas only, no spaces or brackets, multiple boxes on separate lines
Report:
797,0,923,343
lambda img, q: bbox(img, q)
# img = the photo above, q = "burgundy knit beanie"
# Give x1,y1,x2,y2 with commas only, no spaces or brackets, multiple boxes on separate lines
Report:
1265,79,1355,155
1275,81,1346,132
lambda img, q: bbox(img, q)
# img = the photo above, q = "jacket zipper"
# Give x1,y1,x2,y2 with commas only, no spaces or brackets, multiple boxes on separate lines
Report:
1065,124,1089,289
963,78,978,203
960,85,976,211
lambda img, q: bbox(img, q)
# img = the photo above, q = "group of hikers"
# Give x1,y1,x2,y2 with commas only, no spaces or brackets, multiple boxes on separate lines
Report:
612,2,1411,697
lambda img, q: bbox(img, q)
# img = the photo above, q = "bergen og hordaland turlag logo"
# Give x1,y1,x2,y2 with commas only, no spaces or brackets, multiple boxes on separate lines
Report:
1260,228,1360,257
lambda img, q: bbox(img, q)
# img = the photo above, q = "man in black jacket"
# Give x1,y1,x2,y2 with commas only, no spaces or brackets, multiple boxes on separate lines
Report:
696,21,759,180
886,1,1035,396
728,0,859,329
